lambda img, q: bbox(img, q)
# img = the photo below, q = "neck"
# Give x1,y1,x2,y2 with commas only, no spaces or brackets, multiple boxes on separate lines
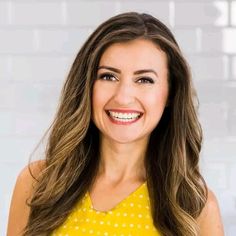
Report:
97,136,148,184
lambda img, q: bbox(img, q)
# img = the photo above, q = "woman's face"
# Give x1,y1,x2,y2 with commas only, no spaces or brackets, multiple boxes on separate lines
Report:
92,39,169,144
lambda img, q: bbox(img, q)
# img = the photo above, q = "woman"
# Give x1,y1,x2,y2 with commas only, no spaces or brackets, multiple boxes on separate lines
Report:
7,12,224,236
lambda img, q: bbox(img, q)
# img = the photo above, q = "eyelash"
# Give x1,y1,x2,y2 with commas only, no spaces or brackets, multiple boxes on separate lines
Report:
98,73,154,84
98,73,117,81
137,77,154,84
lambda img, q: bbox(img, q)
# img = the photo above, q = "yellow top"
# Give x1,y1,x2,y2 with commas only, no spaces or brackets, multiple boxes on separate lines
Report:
51,182,161,235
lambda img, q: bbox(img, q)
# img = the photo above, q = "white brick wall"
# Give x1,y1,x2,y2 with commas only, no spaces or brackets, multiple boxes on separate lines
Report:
0,29,36,53
36,29,90,53
175,1,229,26
0,2,8,25
232,1,236,25
120,1,170,25
11,2,64,25
1,1,235,235
66,2,117,26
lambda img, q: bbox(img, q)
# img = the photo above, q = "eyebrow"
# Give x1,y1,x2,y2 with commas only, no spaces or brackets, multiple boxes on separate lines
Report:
97,65,158,77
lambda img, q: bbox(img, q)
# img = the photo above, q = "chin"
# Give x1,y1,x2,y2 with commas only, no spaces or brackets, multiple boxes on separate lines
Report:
107,134,149,145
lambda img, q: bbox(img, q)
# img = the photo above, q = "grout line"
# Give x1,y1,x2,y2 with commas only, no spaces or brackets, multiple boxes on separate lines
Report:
61,1,67,26
228,0,232,27
228,55,234,81
196,27,202,53
169,0,175,28
33,29,40,52
6,55,11,78
223,55,230,80
8,0,12,25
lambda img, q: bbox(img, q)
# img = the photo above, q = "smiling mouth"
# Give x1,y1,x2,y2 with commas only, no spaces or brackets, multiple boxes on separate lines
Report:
105,110,143,123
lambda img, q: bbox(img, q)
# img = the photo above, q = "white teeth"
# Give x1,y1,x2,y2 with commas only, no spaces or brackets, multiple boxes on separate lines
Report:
108,111,141,120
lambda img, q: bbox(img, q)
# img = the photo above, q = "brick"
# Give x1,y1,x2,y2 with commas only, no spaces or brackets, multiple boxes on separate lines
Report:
201,29,223,53
66,2,116,26
174,28,199,53
0,2,9,25
0,83,16,108
229,164,236,195
228,105,236,136
0,163,24,189
215,191,236,218
175,1,228,26
232,57,236,79
223,85,236,106
199,103,228,139
11,2,63,25
14,83,41,110
189,55,228,80
120,1,170,26
14,83,61,111
222,28,236,54
195,80,225,103
201,162,227,189
196,81,236,105
0,111,15,135
9,56,71,81
0,56,10,78
0,137,39,163
231,1,236,26
15,111,53,136
201,27,236,54
0,109,54,137
201,84,236,137
37,29,90,53
0,30,35,53
34,84,61,109
201,139,236,161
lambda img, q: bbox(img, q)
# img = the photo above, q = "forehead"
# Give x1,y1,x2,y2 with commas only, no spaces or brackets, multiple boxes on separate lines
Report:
98,39,168,71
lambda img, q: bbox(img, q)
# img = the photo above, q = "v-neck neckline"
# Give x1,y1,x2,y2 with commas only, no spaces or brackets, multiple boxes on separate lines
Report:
86,181,147,214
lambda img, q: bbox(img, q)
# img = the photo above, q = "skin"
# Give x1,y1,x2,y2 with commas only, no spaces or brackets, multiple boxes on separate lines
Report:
7,39,224,235
92,39,169,181
90,39,169,210
7,160,45,236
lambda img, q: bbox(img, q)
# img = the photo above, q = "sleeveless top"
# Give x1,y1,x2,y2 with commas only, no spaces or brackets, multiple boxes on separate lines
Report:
51,182,161,235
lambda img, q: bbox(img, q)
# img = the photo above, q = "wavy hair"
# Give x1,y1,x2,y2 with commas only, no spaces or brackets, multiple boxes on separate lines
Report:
24,12,207,236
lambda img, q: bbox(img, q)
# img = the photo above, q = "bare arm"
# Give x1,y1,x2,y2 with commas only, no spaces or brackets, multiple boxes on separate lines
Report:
7,160,45,236
197,189,225,236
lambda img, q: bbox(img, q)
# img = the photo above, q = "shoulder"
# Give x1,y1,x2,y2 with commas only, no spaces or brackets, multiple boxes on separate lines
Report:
18,160,45,186
197,188,225,236
12,160,46,201
7,160,46,236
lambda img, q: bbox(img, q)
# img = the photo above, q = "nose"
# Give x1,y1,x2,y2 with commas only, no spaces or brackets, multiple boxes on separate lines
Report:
113,80,136,106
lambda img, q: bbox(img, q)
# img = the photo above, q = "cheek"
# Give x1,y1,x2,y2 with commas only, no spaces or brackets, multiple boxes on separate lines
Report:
92,84,110,113
146,89,169,110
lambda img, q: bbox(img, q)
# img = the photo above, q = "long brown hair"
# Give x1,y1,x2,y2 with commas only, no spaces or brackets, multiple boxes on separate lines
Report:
24,12,207,236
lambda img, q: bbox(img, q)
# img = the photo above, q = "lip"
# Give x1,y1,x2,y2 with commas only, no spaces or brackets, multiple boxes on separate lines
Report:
105,109,143,125
105,109,143,114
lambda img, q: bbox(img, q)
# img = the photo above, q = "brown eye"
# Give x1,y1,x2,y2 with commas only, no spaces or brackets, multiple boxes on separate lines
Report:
137,77,154,84
98,73,117,81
